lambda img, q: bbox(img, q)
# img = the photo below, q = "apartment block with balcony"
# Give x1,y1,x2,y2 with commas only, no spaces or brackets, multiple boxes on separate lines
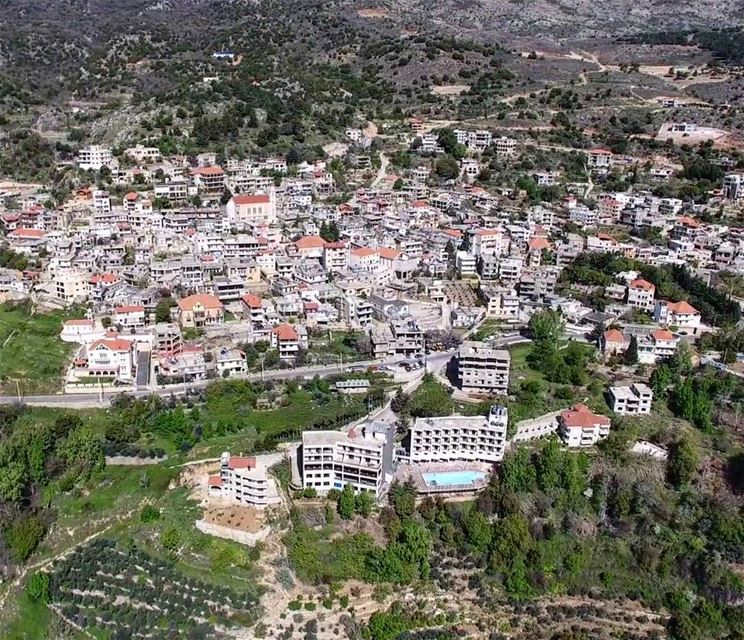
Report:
208,452,281,509
457,341,511,395
300,423,395,497
409,405,509,464
608,383,653,415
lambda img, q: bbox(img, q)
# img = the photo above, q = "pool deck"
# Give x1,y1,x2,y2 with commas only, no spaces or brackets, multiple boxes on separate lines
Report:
395,461,493,496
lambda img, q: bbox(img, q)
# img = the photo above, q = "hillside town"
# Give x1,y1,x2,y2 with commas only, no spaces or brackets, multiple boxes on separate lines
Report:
3,113,744,640
1,121,740,397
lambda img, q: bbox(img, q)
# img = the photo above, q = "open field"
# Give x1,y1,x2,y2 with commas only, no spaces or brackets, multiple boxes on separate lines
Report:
0,303,74,396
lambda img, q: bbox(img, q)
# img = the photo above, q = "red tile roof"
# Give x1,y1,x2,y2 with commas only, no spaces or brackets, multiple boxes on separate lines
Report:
208,475,222,487
227,456,256,470
294,236,326,250
191,165,224,176
115,305,145,314
666,300,699,315
528,237,551,251
273,323,298,341
651,329,675,341
561,404,611,428
602,329,626,344
9,228,45,239
233,193,270,205
241,293,262,309
90,338,133,352
629,278,655,291
177,293,223,311
379,247,401,260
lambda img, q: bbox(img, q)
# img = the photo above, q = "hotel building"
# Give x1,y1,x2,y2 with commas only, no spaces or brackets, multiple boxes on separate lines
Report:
409,405,509,464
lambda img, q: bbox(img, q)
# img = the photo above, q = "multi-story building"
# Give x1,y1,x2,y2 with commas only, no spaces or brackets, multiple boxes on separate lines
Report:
271,323,308,360
208,452,281,509
300,423,395,497
494,136,517,158
390,318,424,357
457,341,511,395
409,404,508,464
55,268,91,303
653,300,701,334
77,145,114,171
558,404,611,448
323,242,349,272
191,166,226,197
626,278,656,311
72,337,136,383
113,304,146,330
608,383,653,415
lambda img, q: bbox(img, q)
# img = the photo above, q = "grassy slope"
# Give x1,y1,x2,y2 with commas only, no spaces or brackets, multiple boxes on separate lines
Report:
0,304,76,395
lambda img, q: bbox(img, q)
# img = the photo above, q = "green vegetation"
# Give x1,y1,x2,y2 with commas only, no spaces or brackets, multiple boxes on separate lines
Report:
562,253,741,327
0,301,75,394
46,538,261,636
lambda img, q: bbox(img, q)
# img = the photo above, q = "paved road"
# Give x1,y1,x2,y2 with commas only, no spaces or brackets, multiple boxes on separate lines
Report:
0,356,442,408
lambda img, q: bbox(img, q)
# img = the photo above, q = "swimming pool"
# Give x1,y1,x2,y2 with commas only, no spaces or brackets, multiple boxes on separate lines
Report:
422,470,488,487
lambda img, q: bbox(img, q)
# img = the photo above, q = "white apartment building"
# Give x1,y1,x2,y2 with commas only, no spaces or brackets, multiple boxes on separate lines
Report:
77,145,114,171
626,278,656,311
124,145,161,163
208,452,281,509
301,423,395,497
55,269,91,302
409,405,509,464
92,190,111,215
113,304,146,330
323,242,349,272
456,251,476,277
494,136,517,158
608,383,653,415
457,341,511,395
472,228,507,257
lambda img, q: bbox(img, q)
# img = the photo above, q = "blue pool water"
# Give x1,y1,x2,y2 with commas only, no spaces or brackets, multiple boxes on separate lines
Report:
422,470,487,486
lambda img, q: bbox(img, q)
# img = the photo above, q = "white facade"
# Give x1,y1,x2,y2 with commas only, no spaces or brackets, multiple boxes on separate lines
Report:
457,341,511,395
208,453,281,509
608,383,653,415
409,405,508,464
77,146,114,171
301,424,394,497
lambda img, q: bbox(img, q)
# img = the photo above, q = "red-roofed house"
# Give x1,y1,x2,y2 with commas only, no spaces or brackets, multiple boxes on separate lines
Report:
472,228,506,257
225,192,276,225
294,235,326,260
599,329,629,358
350,247,380,272
637,329,680,364
626,278,656,311
240,293,266,324
114,304,146,330
587,148,613,171
208,451,281,509
177,293,224,328
653,300,701,334
71,337,136,383
559,404,611,447
271,323,308,360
